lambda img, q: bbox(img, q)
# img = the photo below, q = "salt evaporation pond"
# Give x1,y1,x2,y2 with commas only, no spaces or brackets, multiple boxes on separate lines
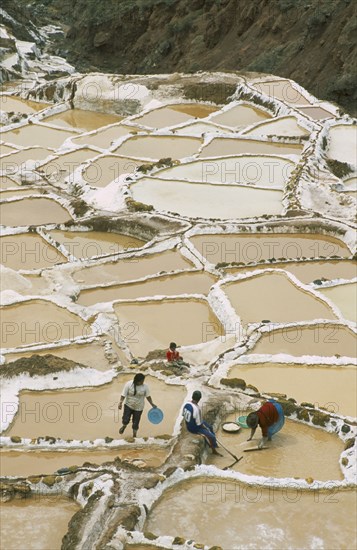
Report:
327,125,357,165
0,300,89,349
1,147,53,171
1,124,76,148
174,121,233,136
1,144,18,156
114,299,222,357
0,233,67,270
130,104,216,129
0,447,169,477
42,109,122,131
38,148,99,183
189,233,350,264
0,197,72,226
6,375,186,440
228,363,357,417
146,478,356,550
0,188,40,200
319,283,357,323
73,250,193,286
209,103,272,128
244,115,309,137
253,79,312,105
225,259,357,284
131,178,283,219
298,105,334,120
250,323,356,358
209,416,344,480
114,135,201,160
49,230,145,259
223,272,336,325
82,155,143,187
72,123,137,149
155,155,294,187
0,497,78,550
5,337,127,371
0,95,48,114
0,176,20,189
199,137,303,157
78,271,217,306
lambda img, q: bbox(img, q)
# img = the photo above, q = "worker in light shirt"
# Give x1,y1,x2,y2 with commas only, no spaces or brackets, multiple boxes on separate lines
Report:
247,399,285,448
166,341,189,369
182,390,221,455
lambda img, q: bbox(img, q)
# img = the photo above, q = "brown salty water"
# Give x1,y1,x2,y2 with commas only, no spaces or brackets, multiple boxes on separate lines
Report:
6,375,186,440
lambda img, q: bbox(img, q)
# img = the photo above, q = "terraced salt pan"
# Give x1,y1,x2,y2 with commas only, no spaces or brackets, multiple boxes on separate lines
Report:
225,259,357,284
0,233,67,270
168,103,219,118
0,95,48,114
253,80,313,105
155,155,294,188
327,125,357,165
199,137,304,157
343,176,357,190
227,363,357,417
0,197,72,227
5,375,186,440
72,124,136,149
114,299,222,357
131,106,195,129
1,273,57,296
0,144,17,156
38,148,99,184
223,272,336,325
173,121,233,136
77,271,217,306
209,103,272,128
0,188,39,199
0,497,78,550
131,178,283,219
82,155,143,187
0,147,53,171
0,300,89,349
114,135,201,160
319,283,357,323
250,323,356,358
1,124,76,148
42,109,123,131
298,106,334,120
244,116,310,137
73,250,194,286
0,447,169,477
49,230,145,259
189,233,350,265
209,415,344,479
146,478,356,550
0,176,19,189
5,337,127,371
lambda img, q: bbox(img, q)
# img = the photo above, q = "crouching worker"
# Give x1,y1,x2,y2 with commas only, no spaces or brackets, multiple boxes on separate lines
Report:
183,390,222,455
246,399,285,449
166,342,189,369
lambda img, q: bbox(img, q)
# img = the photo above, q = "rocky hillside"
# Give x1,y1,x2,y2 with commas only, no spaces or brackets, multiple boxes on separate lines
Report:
4,0,357,115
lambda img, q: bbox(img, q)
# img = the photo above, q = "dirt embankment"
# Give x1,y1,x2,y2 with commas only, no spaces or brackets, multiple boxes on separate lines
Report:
6,0,357,115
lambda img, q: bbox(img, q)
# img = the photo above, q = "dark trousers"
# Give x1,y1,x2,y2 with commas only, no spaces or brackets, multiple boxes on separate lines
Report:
122,404,143,430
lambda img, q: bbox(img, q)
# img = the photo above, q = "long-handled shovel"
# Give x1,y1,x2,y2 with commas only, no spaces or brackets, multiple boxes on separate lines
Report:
216,437,243,470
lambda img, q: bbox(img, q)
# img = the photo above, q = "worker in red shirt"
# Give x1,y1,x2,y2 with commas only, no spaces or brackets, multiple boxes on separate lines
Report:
166,342,189,369
246,399,285,449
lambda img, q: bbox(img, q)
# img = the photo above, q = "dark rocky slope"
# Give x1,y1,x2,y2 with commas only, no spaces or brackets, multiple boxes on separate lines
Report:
5,0,357,114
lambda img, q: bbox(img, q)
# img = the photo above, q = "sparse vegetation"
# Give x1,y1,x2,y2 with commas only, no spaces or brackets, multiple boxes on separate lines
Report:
326,159,353,179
